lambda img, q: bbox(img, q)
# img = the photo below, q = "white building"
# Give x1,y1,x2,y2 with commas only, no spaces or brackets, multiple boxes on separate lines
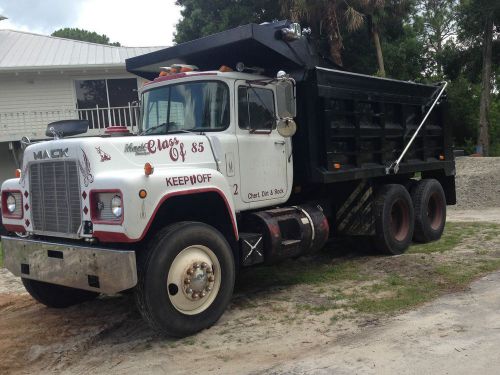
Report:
0,29,164,182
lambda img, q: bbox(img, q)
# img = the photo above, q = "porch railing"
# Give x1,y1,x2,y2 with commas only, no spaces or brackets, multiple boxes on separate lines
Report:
0,104,140,141
77,104,140,130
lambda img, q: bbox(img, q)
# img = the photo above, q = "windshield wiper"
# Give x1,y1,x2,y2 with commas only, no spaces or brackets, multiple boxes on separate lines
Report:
140,123,167,135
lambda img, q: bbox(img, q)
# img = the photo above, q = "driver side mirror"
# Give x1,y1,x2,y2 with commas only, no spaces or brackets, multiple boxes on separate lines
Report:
276,79,296,119
275,78,297,137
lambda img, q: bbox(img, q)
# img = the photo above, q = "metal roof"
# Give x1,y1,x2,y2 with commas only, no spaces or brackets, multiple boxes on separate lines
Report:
0,29,166,71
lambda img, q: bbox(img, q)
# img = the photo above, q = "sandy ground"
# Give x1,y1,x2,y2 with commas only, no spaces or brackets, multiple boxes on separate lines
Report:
0,157,499,374
2,243,500,375
265,271,500,375
448,208,500,224
0,210,497,375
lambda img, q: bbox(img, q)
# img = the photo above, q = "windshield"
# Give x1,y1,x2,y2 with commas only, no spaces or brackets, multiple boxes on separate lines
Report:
141,81,230,134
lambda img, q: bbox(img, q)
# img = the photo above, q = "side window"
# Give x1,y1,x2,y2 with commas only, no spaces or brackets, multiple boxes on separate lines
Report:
238,86,276,131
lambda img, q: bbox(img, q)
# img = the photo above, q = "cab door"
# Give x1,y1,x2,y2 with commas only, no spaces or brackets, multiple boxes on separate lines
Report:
235,81,289,206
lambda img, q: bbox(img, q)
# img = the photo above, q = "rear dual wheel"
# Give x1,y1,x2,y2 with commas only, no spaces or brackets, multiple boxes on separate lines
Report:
373,179,447,254
373,184,415,255
411,179,446,243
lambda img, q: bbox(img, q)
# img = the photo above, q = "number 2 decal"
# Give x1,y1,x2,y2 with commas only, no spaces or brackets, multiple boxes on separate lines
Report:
233,184,239,195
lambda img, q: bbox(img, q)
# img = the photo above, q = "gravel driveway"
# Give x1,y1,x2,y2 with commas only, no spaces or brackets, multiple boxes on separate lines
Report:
265,271,500,375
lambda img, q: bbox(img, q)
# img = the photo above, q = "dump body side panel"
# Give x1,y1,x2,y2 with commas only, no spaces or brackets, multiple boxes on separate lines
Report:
292,68,455,187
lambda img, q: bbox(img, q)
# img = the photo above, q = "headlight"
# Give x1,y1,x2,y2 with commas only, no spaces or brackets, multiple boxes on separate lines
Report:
6,194,16,213
111,195,122,217
90,191,123,223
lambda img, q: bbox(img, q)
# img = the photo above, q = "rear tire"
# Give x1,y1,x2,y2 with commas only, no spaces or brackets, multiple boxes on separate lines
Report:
22,279,99,308
134,222,235,337
373,184,414,255
411,179,446,243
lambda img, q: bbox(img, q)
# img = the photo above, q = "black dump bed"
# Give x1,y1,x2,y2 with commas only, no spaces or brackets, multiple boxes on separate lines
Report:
294,68,454,186
126,21,455,189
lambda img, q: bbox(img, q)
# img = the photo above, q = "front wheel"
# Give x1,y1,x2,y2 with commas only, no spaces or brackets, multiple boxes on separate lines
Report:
134,222,235,337
22,279,99,308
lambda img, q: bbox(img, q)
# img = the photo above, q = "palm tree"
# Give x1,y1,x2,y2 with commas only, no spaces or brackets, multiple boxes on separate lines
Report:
345,0,388,77
280,0,345,66
280,0,409,77
280,0,394,76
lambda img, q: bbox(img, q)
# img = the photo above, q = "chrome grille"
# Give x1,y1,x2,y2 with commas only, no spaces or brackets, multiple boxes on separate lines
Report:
29,160,82,235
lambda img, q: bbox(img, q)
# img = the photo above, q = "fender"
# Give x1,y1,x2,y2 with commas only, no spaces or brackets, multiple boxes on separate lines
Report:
94,187,238,243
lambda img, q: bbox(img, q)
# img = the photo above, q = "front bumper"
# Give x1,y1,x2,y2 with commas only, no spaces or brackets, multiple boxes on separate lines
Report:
2,236,137,294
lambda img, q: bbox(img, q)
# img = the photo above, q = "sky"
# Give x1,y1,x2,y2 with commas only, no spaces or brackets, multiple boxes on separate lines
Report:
0,0,181,47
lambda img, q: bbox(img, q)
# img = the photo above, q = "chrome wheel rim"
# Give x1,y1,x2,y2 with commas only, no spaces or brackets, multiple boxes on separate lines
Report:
167,245,221,315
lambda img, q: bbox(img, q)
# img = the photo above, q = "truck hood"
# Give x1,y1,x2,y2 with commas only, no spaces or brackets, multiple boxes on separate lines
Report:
21,134,220,176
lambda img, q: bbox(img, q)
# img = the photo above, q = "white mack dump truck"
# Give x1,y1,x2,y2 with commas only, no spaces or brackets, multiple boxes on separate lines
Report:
1,21,456,337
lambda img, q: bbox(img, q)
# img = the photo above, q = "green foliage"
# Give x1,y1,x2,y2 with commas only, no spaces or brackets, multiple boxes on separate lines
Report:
51,28,121,46
446,76,481,148
341,21,427,80
408,222,500,254
489,95,500,156
412,0,459,78
174,0,281,44
456,0,500,46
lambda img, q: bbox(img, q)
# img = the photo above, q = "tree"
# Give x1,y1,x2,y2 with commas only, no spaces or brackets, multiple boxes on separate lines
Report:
174,0,281,44
281,0,411,76
346,0,387,76
340,8,426,80
413,0,459,77
344,0,412,77
51,28,121,46
280,0,346,66
457,0,500,155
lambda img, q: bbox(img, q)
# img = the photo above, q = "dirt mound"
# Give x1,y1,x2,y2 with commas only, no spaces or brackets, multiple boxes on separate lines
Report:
451,157,500,210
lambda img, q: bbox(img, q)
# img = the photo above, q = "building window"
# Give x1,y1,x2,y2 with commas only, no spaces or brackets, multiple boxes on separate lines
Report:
238,86,276,131
74,78,138,129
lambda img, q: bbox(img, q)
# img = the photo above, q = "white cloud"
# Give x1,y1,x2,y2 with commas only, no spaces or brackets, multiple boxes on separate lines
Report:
0,0,181,46
0,0,84,33
75,0,181,46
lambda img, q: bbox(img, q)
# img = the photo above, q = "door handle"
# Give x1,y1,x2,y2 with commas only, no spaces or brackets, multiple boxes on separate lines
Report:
274,140,286,145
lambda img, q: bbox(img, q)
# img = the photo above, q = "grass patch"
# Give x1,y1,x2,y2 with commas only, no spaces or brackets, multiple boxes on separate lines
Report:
435,259,500,285
350,259,500,315
297,304,333,314
353,278,439,314
237,259,365,290
246,222,500,318
408,222,500,254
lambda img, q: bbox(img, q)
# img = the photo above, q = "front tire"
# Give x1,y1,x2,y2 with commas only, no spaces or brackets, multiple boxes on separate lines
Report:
135,222,235,337
22,279,99,308
373,184,415,255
